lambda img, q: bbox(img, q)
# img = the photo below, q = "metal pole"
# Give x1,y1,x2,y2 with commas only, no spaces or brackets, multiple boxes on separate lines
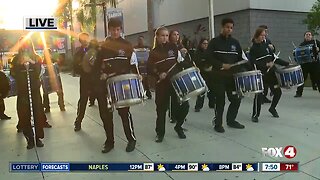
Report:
103,3,107,38
208,0,215,39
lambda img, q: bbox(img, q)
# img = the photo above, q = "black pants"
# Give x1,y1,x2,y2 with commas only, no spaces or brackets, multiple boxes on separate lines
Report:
297,62,320,95
43,91,65,109
212,76,241,127
0,98,5,115
75,77,91,124
195,76,215,109
252,84,282,117
155,79,189,136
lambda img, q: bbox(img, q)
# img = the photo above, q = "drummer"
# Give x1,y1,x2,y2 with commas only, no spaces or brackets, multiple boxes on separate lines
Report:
249,27,289,122
147,26,190,143
294,31,320,97
95,18,138,153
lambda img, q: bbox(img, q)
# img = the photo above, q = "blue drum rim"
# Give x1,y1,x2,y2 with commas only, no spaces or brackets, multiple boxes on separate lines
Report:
170,67,199,82
113,99,143,108
180,87,207,102
234,70,262,77
107,74,140,84
276,65,301,73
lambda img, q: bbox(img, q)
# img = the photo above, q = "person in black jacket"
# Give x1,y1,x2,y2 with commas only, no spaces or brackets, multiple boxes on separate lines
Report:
294,31,320,97
0,71,11,120
147,27,190,142
96,18,139,153
194,38,215,112
205,18,247,133
250,28,290,122
73,32,91,131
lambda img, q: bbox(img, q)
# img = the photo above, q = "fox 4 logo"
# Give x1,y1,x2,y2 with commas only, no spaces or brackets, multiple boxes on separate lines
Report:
262,145,297,159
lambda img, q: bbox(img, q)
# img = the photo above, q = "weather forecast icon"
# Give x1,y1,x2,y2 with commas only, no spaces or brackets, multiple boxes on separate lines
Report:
246,164,254,171
201,164,210,171
157,164,165,171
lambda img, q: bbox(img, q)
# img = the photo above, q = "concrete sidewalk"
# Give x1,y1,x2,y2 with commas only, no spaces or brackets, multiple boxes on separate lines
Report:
0,73,319,180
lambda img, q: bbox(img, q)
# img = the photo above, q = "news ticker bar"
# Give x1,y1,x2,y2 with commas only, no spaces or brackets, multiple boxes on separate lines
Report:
9,162,298,172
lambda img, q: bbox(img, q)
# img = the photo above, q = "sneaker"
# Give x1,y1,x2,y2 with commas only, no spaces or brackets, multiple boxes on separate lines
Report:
194,108,200,112
294,94,302,98
214,125,225,133
126,141,136,152
0,114,11,120
269,108,279,118
60,107,66,111
227,121,245,129
146,91,152,99
74,122,81,131
251,116,259,123
89,102,95,107
101,144,114,153
174,127,186,139
26,137,35,150
44,122,52,128
36,139,44,147
155,135,164,143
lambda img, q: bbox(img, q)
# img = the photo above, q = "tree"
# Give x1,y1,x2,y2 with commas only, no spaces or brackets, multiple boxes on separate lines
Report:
304,0,320,34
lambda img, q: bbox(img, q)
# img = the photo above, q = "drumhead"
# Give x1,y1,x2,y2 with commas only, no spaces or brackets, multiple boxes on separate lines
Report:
234,70,261,77
107,74,140,84
171,67,199,81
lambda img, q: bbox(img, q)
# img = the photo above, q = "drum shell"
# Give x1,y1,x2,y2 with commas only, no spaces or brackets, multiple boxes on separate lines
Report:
234,70,264,94
107,74,144,108
275,65,304,88
293,46,314,64
170,67,207,102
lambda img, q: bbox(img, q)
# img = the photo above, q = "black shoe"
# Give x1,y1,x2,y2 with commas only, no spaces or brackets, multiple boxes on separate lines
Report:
0,114,11,120
146,91,152,99
26,137,35,149
251,116,259,123
262,96,271,103
214,125,225,133
44,108,50,113
60,107,66,111
126,141,136,152
269,108,279,118
294,94,302,98
74,123,81,131
174,127,186,139
102,144,114,153
36,139,44,147
89,102,95,107
170,118,176,123
17,128,23,133
312,86,317,91
194,108,200,112
155,135,164,143
44,122,52,128
227,121,245,129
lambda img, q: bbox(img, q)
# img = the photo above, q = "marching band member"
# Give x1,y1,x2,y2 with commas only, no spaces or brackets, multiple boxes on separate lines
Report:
87,39,99,107
205,18,246,133
147,26,190,142
294,31,320,97
11,37,46,149
42,48,66,113
96,18,138,153
0,71,11,120
250,28,289,122
73,32,91,131
193,38,215,112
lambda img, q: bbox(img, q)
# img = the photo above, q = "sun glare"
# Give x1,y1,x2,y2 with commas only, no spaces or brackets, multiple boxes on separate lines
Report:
0,0,58,30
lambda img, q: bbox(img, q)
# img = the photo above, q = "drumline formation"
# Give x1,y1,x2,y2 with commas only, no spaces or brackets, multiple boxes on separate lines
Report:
1,17,319,152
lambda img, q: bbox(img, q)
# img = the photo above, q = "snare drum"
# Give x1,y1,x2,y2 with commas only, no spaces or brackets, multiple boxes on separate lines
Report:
41,63,62,94
170,67,207,102
275,65,304,88
293,45,314,64
107,74,144,108
234,70,264,95
134,48,150,75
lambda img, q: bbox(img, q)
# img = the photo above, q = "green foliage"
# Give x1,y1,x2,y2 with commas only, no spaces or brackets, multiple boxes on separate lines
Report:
304,0,320,34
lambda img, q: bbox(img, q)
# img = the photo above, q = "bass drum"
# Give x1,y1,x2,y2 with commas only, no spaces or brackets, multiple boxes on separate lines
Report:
0,71,10,98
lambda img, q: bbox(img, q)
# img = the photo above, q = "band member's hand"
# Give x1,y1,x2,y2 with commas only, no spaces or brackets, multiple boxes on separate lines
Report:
180,48,188,57
100,73,108,80
159,72,167,80
268,44,275,50
221,64,232,70
138,75,143,80
204,66,212,72
317,47,319,52
266,61,274,68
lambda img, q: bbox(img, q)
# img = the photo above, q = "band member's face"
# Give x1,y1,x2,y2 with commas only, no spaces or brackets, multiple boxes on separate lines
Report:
305,32,312,41
222,23,233,36
79,35,89,47
258,30,266,43
109,26,122,39
157,30,169,44
201,40,208,50
138,37,144,45
170,31,179,43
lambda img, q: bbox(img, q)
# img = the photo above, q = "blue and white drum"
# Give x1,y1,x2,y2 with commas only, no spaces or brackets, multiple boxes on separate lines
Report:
275,65,304,88
134,48,150,75
234,70,264,95
107,74,144,108
293,45,315,64
171,67,207,102
41,63,62,94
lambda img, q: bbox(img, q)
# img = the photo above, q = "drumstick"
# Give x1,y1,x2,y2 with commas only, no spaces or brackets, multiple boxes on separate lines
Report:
156,63,177,83
292,41,297,49
267,51,280,72
220,60,248,70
